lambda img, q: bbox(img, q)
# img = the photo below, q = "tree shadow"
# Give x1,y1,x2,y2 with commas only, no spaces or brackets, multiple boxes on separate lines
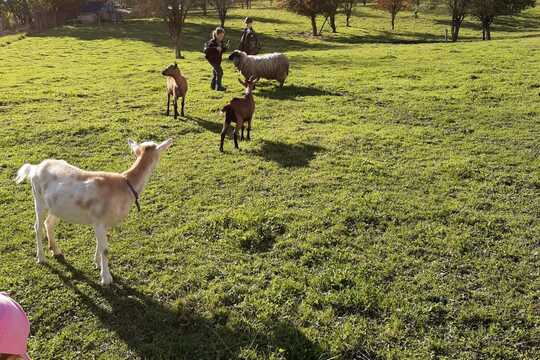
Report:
226,13,296,25
326,31,449,45
434,13,540,34
254,140,324,168
28,18,339,53
43,257,326,359
256,84,344,100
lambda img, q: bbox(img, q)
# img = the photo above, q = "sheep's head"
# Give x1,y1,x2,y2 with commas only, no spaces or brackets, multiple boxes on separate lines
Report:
161,63,180,77
228,50,245,66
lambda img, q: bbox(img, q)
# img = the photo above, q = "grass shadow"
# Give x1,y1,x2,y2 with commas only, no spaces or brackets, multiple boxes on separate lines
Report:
185,115,223,134
29,18,340,54
226,13,296,25
44,257,326,359
256,84,344,100
435,13,540,34
325,31,449,45
255,140,324,168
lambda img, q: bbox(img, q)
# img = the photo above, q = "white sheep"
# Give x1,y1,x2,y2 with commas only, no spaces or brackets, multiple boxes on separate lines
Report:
228,50,289,87
15,139,172,285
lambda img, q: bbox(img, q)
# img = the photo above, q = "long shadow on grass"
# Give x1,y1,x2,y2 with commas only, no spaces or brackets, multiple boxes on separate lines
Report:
255,140,324,168
226,13,296,25
257,84,343,100
435,13,540,33
185,114,223,134
325,32,450,45
44,258,326,359
29,19,339,53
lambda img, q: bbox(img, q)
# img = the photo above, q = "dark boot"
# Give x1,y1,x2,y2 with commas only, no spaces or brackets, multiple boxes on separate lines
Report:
216,75,226,91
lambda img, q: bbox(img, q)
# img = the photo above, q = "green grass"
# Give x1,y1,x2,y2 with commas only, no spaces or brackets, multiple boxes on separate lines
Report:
0,4,539,360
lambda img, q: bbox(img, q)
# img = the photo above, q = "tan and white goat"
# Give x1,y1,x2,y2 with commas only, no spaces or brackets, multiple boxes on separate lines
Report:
15,139,172,285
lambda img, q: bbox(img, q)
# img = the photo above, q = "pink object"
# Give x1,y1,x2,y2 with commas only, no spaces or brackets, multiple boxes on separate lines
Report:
0,292,30,359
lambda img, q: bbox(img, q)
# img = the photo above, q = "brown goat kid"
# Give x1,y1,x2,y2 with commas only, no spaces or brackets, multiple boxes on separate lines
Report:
220,77,259,152
161,63,188,118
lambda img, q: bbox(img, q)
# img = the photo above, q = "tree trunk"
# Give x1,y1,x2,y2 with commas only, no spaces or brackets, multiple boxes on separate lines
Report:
346,12,351,27
219,9,226,28
330,14,336,33
391,12,395,30
451,17,462,42
174,34,182,59
203,0,207,16
310,15,318,36
483,18,492,40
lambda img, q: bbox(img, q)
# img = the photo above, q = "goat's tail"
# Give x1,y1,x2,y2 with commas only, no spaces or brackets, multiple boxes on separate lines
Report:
220,104,232,114
15,163,34,184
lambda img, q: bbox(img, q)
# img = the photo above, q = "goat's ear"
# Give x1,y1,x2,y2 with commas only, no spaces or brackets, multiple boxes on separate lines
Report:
128,139,140,155
157,138,173,152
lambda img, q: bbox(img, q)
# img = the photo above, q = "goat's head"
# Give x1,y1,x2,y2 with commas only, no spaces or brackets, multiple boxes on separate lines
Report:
128,139,173,162
161,63,180,77
238,76,259,93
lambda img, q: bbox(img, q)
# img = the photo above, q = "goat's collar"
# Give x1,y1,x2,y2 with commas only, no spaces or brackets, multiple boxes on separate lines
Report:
125,178,140,212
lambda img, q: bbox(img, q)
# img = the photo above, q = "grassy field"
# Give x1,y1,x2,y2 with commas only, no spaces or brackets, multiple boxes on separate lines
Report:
0,4,539,359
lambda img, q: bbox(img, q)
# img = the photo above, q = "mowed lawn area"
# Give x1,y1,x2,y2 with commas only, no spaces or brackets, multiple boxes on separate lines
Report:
0,4,539,359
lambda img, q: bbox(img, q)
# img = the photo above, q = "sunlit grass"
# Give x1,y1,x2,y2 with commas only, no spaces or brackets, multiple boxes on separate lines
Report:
0,5,539,360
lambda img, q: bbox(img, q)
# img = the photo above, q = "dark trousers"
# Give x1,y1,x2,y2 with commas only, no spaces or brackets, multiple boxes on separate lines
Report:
211,64,224,89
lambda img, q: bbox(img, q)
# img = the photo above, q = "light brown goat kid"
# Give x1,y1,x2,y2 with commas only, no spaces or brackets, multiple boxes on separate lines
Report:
161,63,188,118
220,77,259,152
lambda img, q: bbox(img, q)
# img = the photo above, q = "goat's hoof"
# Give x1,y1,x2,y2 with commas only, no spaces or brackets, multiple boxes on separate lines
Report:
36,257,46,264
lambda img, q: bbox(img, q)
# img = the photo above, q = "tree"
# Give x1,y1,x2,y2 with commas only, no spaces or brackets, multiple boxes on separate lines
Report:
342,0,357,27
139,0,190,58
213,0,233,27
446,0,470,41
4,0,31,26
0,1,7,31
412,0,420,17
376,0,410,30
470,0,535,40
323,0,341,33
164,0,190,58
279,0,327,35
